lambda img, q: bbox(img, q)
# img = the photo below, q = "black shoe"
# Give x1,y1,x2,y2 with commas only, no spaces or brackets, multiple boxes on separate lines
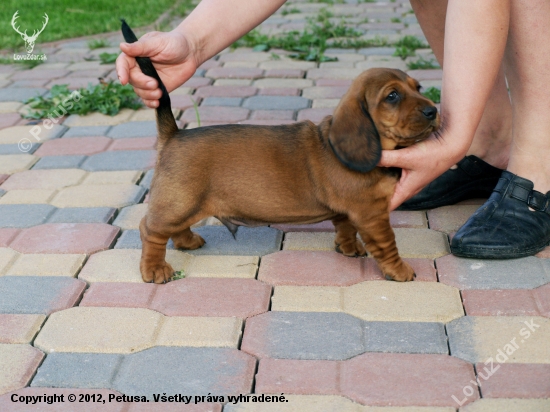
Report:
398,155,503,210
451,171,550,259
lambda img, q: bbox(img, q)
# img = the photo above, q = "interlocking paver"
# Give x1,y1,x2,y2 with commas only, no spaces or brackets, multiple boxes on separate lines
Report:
113,204,148,229
534,283,550,316
181,106,250,123
0,168,86,190
0,189,57,204
461,398,550,412
48,207,116,224
186,255,259,278
436,255,550,289
0,248,20,275
0,154,38,174
80,150,155,171
427,205,480,233
0,204,56,228
108,136,157,151
206,67,264,79
0,88,47,102
0,314,45,343
0,344,44,395
476,363,550,398
0,229,19,247
51,184,145,208
202,97,243,107
5,253,85,277
63,109,134,127
242,96,310,110
156,317,243,348
107,121,157,139
34,136,111,156
195,85,257,98
0,142,40,154
9,223,119,254
0,276,85,314
32,154,87,169
447,316,550,363
462,289,542,316
258,87,300,96
80,282,157,308
0,125,65,145
139,169,154,189
253,78,314,89
62,125,111,137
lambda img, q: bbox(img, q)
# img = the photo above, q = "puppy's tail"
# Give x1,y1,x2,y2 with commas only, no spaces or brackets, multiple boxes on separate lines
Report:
121,19,178,149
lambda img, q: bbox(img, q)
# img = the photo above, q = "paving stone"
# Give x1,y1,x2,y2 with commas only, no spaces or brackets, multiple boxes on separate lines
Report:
296,108,334,122
242,96,310,110
534,283,550,317
461,398,550,412
224,395,378,412
462,289,542,316
0,189,57,204
183,77,212,88
0,175,7,185
51,184,145,208
150,278,271,317
264,69,305,78
202,97,243,107
181,106,250,123
271,220,334,232
0,168,86,190
0,143,40,154
113,347,255,399
48,207,116,224
0,204,56,228
0,125,65,144
108,137,157,151
219,52,271,63
391,211,428,228
10,223,119,254
80,282,157,308
129,107,181,121
341,353,477,407
0,154,38,174
11,70,69,81
63,109,134,127
206,67,264,79
156,317,243,348
107,121,157,139
312,99,340,108
214,79,253,86
0,248,19,275
301,87,348,99
195,85,258,98
427,205,479,233
78,249,191,283
81,171,141,186
32,154,87,169
0,344,44,395
283,232,335,251
0,276,85,314
62,125,111,137
5,253,86,277
393,228,450,258
315,79,352,87
81,150,156,171
0,102,23,113
258,87,300,96
356,59,409,71
0,314,45,343
34,136,111,156
0,229,19,247
186,255,259,278
447,316,550,363
436,255,550,289
0,88,47,102
476,363,550,398
249,110,295,120
113,204,148,229
139,169,154,189
307,68,363,80
115,226,283,256
253,78,314,88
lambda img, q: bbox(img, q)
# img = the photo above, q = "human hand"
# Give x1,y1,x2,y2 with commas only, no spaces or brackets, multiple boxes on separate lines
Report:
379,133,470,210
116,30,198,108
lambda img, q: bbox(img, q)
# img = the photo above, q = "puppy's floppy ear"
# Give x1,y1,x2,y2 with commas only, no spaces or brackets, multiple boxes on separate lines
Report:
328,93,381,173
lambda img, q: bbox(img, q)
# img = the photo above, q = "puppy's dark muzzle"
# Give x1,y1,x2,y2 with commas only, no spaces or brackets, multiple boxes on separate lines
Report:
421,106,438,121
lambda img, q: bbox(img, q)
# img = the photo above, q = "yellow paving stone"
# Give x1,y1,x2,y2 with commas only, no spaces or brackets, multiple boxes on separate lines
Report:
223,61,260,68
171,87,193,95
186,256,259,278
0,102,23,113
461,398,550,412
51,184,143,208
0,155,38,174
214,79,253,86
307,68,363,80
66,61,106,70
394,228,450,258
0,189,57,205
156,317,242,348
227,395,365,412
5,253,86,277
63,109,134,126
259,60,317,70
1,169,87,190
0,315,45,343
81,171,142,186
0,248,20,275
356,60,409,71
129,108,180,121
272,286,344,312
0,125,64,144
34,307,163,354
191,216,223,227
253,78,314,88
312,99,340,108
344,281,464,323
113,203,148,230
283,232,334,251
78,249,192,283
0,344,44,395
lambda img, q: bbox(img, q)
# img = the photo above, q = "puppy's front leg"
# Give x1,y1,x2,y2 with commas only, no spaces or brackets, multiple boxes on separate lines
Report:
139,217,174,283
332,215,367,257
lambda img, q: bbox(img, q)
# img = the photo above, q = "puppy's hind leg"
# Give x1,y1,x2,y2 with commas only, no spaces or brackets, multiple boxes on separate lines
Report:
139,217,175,284
332,215,367,257
172,227,205,250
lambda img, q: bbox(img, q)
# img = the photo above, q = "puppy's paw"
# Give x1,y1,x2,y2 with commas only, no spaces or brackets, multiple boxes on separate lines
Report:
141,261,174,284
172,232,206,250
335,240,367,257
383,261,415,282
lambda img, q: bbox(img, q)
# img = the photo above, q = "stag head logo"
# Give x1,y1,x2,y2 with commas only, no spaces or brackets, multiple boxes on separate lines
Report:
11,11,49,54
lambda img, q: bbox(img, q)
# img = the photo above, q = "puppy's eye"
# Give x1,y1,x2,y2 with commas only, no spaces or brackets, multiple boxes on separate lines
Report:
386,91,400,103
416,84,422,92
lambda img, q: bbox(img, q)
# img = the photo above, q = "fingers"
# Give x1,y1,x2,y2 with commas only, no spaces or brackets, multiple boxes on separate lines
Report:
116,50,162,108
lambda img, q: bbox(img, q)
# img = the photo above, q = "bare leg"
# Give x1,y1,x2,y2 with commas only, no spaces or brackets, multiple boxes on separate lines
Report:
411,0,512,169
332,215,366,257
503,0,550,193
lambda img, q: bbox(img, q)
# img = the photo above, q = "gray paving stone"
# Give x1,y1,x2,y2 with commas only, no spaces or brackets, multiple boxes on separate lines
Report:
62,125,111,138
0,189,4,198
437,255,550,290
113,347,255,399
81,150,155,171
138,169,154,189
0,143,40,155
242,96,310,110
363,321,448,354
0,276,86,314
0,88,47,102
358,47,397,56
193,69,206,77
32,155,87,169
0,204,57,228
48,207,116,224
32,352,123,388
107,122,157,139
115,226,283,256
202,97,244,107
446,317,477,363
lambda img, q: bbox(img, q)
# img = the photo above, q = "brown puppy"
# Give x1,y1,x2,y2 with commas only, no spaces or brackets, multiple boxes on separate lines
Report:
121,23,440,284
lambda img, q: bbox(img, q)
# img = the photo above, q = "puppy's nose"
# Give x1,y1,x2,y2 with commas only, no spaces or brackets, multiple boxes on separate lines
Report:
422,106,438,120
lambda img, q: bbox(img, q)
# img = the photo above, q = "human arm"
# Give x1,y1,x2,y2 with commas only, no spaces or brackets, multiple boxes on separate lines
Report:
379,0,511,210
116,0,287,107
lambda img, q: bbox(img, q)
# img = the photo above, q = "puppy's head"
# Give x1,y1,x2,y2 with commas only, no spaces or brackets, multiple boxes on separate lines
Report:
328,68,440,172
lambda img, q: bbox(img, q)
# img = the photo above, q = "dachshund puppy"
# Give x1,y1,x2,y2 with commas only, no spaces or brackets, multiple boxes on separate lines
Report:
121,21,440,284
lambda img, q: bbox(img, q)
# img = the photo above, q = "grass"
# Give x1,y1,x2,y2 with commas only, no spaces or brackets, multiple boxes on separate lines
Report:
393,35,429,60
422,87,441,103
0,0,193,51
22,81,142,119
281,7,301,16
99,52,119,64
171,270,186,281
88,39,111,50
407,56,440,70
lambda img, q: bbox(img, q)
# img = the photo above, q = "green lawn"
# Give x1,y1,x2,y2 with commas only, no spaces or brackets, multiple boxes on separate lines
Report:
1,0,191,51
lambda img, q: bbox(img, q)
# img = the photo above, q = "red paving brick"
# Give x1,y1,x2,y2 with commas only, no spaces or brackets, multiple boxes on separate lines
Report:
150,278,271,317
170,94,199,110
0,228,20,247
80,283,157,309
205,68,264,79
534,283,550,317
183,77,212,88
303,86,348,99
0,345,44,396
462,289,541,316
296,108,334,122
477,363,550,398
9,223,119,254
198,59,221,70
194,86,258,98
0,113,22,129
341,353,478,407
10,69,69,80
34,136,112,156
264,69,305,78
258,88,300,96
0,174,8,185
108,137,157,151
249,110,295,120
181,107,249,123
256,358,340,395
0,314,43,343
